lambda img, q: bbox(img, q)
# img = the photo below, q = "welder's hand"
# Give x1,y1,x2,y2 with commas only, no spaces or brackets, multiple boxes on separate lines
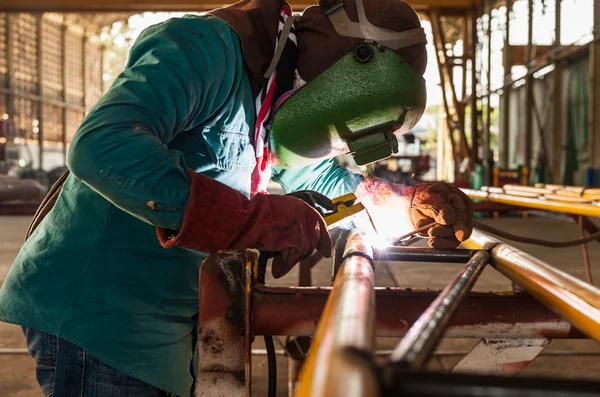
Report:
156,169,331,278
409,182,473,248
355,177,473,248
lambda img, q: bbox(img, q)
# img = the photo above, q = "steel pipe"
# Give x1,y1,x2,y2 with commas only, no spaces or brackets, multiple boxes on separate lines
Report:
375,247,479,263
463,229,600,342
463,188,600,217
389,251,490,369
253,288,585,339
296,232,379,397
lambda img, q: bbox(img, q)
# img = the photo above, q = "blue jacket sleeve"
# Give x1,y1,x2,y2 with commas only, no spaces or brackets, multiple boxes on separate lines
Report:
67,17,237,230
271,159,364,199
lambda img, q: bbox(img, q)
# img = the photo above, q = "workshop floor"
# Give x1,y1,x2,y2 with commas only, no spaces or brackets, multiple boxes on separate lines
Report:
1,214,600,396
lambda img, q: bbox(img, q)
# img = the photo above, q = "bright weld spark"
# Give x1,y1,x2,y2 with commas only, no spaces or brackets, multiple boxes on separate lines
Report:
358,204,416,249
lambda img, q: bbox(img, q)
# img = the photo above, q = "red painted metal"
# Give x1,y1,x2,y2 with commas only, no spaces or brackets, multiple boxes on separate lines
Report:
253,287,585,339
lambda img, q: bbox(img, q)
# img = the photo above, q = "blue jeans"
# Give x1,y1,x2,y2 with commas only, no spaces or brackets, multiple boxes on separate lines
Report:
22,327,184,397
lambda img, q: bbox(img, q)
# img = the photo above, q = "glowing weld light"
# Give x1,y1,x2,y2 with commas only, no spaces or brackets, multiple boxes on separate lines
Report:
352,196,416,249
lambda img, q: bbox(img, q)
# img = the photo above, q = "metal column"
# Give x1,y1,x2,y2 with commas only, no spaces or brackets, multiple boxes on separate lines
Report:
589,0,600,174
552,0,563,183
36,15,43,169
484,0,493,185
500,0,512,168
6,14,13,119
470,7,479,166
61,23,68,163
524,0,534,181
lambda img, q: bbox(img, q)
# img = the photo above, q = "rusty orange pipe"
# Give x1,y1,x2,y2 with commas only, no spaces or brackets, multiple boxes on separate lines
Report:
295,232,379,397
463,188,600,218
463,229,600,342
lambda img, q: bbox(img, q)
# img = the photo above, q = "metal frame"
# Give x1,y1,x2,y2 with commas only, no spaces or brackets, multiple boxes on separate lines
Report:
197,221,600,396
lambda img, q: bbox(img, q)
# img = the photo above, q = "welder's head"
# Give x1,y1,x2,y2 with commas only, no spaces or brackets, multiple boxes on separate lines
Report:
270,0,428,169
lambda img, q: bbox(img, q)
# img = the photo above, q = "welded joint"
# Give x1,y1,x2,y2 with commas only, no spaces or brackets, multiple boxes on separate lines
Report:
477,242,502,269
341,250,374,268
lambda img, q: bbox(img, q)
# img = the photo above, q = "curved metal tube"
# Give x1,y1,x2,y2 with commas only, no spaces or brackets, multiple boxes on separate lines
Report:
296,232,379,397
463,229,600,342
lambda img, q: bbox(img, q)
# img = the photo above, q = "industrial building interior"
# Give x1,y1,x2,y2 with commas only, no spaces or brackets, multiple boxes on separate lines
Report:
1,0,600,396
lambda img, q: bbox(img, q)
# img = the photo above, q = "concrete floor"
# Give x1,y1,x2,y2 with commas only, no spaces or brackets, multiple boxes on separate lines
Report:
1,214,600,396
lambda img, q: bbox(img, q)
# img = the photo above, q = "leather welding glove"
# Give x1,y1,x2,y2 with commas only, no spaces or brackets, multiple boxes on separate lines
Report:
157,170,332,276
355,177,473,249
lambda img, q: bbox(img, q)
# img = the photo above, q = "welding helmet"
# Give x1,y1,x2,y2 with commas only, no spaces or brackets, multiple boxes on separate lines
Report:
269,0,428,169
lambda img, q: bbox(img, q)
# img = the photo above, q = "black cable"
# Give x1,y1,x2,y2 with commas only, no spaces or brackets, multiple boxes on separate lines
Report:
257,252,272,285
265,335,277,397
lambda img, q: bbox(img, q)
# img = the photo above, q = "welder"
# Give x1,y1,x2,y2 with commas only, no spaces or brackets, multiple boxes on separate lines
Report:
0,0,473,396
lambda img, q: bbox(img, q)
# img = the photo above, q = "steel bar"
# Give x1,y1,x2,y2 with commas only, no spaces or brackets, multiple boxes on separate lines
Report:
389,251,490,369
384,370,600,397
391,221,437,245
374,247,478,263
296,232,379,397
253,288,585,339
463,188,600,218
463,229,600,342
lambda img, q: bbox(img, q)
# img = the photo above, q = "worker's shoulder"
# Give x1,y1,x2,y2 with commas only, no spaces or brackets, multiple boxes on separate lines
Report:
138,15,238,47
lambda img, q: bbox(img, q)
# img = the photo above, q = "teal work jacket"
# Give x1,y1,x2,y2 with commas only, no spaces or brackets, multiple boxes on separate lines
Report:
0,15,363,397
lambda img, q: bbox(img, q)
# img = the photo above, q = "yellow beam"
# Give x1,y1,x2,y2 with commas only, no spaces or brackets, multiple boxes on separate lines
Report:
463,188,600,218
0,0,479,12
463,229,600,343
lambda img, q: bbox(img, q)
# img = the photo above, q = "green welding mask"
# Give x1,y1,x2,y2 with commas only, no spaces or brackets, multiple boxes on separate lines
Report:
269,0,427,169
